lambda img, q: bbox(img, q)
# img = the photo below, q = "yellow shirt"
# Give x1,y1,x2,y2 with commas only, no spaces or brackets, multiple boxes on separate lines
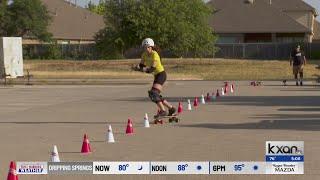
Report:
141,50,164,75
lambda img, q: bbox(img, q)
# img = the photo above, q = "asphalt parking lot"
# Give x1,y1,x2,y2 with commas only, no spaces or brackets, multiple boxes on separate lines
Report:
1,81,319,180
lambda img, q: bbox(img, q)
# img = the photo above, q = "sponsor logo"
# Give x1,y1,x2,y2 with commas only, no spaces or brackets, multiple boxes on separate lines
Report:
266,141,304,155
17,162,47,174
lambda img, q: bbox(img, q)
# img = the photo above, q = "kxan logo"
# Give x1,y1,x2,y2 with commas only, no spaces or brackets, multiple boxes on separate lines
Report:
266,141,304,155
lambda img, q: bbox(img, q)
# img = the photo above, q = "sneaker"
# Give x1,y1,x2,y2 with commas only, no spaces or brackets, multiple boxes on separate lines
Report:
154,110,167,118
296,81,299,86
283,80,287,86
168,107,176,116
300,81,303,86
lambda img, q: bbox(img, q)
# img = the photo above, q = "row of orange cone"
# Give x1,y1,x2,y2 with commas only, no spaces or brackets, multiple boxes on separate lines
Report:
79,82,235,154
6,124,133,180
7,82,235,180
53,118,134,159
81,118,134,154
179,82,235,112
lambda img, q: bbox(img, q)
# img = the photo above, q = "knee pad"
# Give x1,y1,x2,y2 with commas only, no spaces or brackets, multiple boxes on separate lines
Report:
159,94,164,102
148,89,162,103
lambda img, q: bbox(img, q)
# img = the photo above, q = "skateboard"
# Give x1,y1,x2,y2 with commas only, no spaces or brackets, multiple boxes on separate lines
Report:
250,81,263,86
153,114,180,124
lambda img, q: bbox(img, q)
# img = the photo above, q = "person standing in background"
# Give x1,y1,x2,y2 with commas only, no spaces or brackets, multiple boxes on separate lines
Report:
290,45,307,86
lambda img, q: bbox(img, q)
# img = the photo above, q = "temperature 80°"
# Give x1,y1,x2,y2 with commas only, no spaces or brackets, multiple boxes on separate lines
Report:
118,164,129,171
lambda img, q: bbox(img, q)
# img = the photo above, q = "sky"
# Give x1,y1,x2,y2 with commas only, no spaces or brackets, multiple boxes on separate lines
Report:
304,0,320,21
72,0,320,21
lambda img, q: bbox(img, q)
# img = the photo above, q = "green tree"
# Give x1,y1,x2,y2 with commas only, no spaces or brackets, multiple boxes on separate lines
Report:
0,0,9,35
87,1,96,12
0,0,52,42
87,0,106,15
96,0,216,58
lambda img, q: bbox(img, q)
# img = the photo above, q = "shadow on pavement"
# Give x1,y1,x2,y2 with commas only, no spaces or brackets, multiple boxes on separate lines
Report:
279,89,320,92
116,96,320,107
180,119,320,131
209,96,320,107
264,84,319,87
0,121,124,124
253,114,320,119
278,108,320,112
59,152,80,154
181,112,320,131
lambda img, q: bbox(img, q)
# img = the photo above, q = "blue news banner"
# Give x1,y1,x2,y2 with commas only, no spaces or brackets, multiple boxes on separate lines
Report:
15,141,304,175
16,161,301,175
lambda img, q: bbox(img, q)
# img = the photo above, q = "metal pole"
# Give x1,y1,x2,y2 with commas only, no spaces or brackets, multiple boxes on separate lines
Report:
3,67,6,86
233,44,235,58
309,42,311,59
275,43,278,59
243,44,246,59
26,69,32,85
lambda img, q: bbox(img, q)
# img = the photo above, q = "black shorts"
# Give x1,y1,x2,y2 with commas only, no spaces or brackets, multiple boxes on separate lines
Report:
153,71,167,85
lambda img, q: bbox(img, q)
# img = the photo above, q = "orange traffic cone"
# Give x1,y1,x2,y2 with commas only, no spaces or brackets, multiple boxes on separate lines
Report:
81,134,92,154
206,93,211,102
193,97,199,107
7,161,18,180
178,102,183,114
126,119,134,135
224,82,229,94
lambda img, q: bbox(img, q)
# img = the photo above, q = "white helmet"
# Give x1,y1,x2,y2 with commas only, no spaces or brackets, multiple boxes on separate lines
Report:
141,38,154,47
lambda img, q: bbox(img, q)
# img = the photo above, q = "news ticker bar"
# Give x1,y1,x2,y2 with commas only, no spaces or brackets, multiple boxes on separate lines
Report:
16,161,304,175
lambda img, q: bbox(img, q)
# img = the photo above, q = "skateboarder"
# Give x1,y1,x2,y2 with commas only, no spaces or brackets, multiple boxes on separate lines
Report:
132,38,176,118
290,45,307,86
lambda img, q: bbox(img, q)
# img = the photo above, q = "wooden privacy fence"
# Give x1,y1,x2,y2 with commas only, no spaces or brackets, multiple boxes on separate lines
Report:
22,42,320,60
214,42,320,60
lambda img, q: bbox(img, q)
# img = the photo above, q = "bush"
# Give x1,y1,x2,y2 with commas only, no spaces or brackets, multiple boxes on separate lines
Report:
23,44,101,60
310,51,320,60
44,43,62,59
